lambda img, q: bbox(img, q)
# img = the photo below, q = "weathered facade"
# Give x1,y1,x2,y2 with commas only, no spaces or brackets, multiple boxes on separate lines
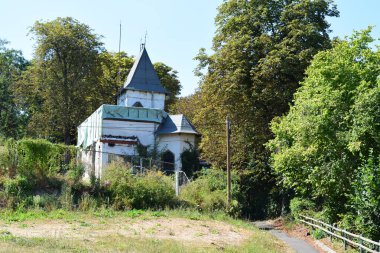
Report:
77,46,199,179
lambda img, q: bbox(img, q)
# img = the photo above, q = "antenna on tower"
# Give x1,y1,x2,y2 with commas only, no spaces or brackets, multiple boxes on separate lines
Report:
115,21,122,105
144,30,147,46
118,21,122,54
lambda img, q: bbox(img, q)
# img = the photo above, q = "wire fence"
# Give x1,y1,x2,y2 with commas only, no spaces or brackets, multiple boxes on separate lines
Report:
300,215,380,253
78,149,191,195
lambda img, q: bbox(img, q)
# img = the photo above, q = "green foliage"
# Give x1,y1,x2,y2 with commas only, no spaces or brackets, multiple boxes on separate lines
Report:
193,0,338,169
153,62,182,110
289,197,315,220
175,0,338,219
269,29,380,219
97,51,134,104
16,138,76,181
270,29,380,239
16,17,104,144
347,151,380,239
102,161,176,210
66,164,85,184
180,142,200,179
3,176,31,197
311,229,326,240
0,138,18,177
179,168,240,216
0,40,29,139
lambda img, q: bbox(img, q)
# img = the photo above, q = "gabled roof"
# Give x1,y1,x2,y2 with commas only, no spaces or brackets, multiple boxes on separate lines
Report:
156,114,200,135
122,46,168,94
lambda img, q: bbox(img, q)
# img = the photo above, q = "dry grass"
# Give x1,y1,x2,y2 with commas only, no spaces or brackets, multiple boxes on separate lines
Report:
0,210,292,253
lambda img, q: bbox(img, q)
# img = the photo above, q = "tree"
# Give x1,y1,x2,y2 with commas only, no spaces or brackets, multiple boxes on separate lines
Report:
268,29,380,221
153,62,182,110
17,17,104,144
98,51,134,104
191,0,338,218
0,40,28,139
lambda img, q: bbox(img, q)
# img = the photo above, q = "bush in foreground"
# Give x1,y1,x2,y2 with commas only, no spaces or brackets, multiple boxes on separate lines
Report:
102,161,176,210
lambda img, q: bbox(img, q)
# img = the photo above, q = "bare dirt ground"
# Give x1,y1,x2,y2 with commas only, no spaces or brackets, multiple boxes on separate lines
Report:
0,217,253,248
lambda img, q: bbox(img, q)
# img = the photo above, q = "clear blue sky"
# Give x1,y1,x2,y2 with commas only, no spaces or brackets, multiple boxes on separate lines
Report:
1,0,379,96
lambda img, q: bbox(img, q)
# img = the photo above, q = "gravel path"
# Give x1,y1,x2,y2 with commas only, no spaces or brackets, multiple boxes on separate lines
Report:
253,221,319,253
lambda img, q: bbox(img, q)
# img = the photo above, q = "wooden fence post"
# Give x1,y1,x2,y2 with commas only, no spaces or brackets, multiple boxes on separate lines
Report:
359,235,363,253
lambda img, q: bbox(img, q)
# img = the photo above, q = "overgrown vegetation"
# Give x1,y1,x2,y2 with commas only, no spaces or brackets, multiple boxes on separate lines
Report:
2,0,380,245
172,0,339,219
269,29,380,240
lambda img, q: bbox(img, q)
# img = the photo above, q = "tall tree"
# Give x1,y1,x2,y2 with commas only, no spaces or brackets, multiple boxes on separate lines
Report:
98,51,134,105
192,0,338,218
269,29,380,223
17,17,104,144
0,40,28,139
153,62,182,110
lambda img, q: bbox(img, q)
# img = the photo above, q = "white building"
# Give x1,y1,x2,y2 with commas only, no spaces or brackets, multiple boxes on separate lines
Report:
77,46,199,179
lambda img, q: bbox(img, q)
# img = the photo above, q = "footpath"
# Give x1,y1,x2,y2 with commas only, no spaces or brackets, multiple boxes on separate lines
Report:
253,220,334,253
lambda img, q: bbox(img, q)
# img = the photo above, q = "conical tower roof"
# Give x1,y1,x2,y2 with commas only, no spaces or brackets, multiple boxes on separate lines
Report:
123,46,168,94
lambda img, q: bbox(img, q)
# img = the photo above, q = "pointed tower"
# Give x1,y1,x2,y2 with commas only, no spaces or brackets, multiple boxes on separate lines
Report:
117,46,168,109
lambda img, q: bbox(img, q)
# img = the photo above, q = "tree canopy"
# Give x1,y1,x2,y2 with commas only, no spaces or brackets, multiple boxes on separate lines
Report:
173,0,338,218
17,17,104,144
0,40,28,139
192,0,339,169
269,29,380,235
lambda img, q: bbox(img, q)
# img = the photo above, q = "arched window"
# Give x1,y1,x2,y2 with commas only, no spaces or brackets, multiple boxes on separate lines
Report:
132,101,143,107
161,150,175,173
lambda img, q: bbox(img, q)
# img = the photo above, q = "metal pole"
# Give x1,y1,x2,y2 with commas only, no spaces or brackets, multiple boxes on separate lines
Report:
359,235,363,253
140,158,143,174
226,116,231,207
175,170,179,196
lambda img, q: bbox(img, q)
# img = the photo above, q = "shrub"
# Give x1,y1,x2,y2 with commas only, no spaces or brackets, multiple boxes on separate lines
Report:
179,168,240,216
0,139,17,177
102,161,176,210
66,164,85,185
16,139,76,181
32,194,60,211
78,193,98,211
180,142,200,179
311,229,326,239
3,176,31,197
348,151,380,240
289,197,315,220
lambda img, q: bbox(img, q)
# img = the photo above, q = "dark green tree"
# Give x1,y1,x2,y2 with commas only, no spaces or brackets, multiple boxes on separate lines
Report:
192,0,338,218
153,62,182,110
0,40,28,139
269,29,380,222
98,51,134,104
17,17,104,144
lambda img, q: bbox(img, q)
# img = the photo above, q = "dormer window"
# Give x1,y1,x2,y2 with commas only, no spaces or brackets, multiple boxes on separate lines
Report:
132,101,143,107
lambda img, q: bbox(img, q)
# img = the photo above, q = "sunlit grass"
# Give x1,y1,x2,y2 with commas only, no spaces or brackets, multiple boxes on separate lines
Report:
0,208,292,253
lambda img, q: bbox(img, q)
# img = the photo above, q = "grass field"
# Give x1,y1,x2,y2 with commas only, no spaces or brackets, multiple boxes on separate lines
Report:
0,209,292,253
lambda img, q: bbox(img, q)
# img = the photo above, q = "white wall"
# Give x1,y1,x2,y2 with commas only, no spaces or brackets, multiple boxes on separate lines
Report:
117,90,165,110
102,119,158,147
157,134,197,170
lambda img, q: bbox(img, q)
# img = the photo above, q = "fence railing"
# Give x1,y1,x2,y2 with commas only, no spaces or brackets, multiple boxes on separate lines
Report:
108,153,191,195
300,215,380,253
